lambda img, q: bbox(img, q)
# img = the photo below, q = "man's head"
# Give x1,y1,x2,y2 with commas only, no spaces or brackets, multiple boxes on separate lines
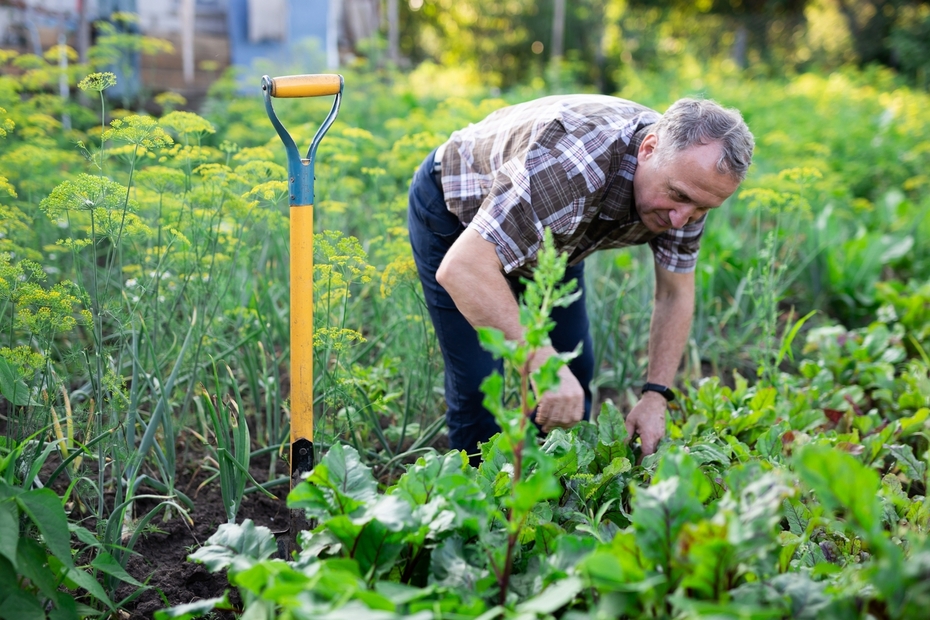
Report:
633,98,754,233
652,98,754,183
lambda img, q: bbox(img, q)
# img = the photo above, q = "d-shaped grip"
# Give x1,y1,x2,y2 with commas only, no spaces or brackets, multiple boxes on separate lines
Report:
267,74,343,98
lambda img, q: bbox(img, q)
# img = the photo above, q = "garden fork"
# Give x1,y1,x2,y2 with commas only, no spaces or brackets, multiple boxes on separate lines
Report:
262,73,343,558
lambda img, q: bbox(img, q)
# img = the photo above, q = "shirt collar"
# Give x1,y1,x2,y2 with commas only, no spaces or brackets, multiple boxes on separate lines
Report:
626,123,655,224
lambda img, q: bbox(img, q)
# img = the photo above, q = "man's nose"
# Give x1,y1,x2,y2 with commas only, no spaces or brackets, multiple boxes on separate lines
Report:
669,206,696,228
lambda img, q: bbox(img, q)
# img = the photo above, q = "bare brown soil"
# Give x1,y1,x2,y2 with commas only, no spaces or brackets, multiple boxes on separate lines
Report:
115,457,286,618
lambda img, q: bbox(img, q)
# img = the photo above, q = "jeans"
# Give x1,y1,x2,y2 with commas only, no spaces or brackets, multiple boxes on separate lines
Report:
407,148,594,458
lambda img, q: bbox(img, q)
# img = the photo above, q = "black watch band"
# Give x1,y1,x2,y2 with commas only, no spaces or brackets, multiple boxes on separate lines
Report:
641,382,675,402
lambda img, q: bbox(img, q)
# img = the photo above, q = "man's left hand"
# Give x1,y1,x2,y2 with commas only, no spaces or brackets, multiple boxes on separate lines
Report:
624,392,667,456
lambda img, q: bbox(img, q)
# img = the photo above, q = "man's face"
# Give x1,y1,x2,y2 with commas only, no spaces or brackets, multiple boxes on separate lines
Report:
632,133,740,233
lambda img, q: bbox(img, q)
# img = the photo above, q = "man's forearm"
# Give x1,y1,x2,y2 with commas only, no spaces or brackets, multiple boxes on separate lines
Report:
646,267,695,386
436,228,523,339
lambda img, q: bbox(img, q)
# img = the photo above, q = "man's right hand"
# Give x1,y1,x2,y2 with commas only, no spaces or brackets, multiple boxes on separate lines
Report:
436,231,585,432
531,346,585,432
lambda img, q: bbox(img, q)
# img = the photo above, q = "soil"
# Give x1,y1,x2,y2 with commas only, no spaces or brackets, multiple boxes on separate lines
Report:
114,453,287,619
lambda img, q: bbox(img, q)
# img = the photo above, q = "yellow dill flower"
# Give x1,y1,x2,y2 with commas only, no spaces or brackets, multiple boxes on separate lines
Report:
78,72,117,92
104,115,174,150
160,111,216,139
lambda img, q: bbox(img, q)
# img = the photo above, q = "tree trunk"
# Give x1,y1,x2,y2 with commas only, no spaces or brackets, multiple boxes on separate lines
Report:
327,0,341,68
552,0,565,59
77,0,90,63
835,0,896,66
181,0,195,84
387,0,399,64
732,22,748,69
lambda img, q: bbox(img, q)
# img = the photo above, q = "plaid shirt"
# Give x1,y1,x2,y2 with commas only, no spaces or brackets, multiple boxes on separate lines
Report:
439,95,706,277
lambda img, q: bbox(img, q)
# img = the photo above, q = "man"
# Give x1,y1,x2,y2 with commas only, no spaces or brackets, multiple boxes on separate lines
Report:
407,95,754,460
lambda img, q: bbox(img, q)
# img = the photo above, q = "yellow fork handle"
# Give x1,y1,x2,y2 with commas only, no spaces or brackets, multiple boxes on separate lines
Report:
290,205,314,449
269,74,342,98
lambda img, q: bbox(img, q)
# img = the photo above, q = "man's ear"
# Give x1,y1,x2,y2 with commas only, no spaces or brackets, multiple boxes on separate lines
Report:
639,132,658,160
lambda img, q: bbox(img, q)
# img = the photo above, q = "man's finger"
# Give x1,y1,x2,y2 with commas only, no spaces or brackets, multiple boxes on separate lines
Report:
624,419,636,442
641,435,658,456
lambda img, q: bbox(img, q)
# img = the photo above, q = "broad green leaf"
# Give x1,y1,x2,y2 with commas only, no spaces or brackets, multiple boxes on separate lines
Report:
239,599,274,620
232,560,308,597
393,450,468,506
756,421,789,459
899,408,930,436
542,429,582,477
15,537,60,599
578,456,631,502
687,442,732,467
732,572,831,619
154,594,231,620
352,524,406,579
579,533,662,593
189,519,277,573
430,536,488,590
730,473,792,548
91,550,147,587
693,377,731,422
516,575,584,613
17,487,73,567
511,468,561,513
479,373,507,421
595,401,631,466
290,444,378,519
477,434,510,497
632,451,708,569
670,595,785,619
532,353,566,395
0,501,18,566
0,552,17,591
61,564,115,611
783,498,812,536
654,448,713,503
677,519,733,599
889,444,927,482
749,386,777,413
70,524,104,550
288,478,338,517
46,590,80,620
597,401,627,445
0,588,45,620
476,326,515,359
0,357,32,406
542,533,596,581
315,443,378,505
774,572,833,619
794,445,883,542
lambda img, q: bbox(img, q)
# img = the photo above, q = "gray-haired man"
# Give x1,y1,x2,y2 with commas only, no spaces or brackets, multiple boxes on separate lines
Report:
407,95,754,461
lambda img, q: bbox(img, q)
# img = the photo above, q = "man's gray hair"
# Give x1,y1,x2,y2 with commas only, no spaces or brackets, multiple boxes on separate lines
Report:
653,98,755,183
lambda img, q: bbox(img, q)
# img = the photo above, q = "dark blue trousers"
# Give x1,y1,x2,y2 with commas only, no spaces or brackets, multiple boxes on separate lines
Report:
407,148,594,457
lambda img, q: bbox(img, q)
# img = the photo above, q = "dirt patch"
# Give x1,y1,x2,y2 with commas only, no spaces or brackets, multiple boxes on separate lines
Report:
116,453,287,618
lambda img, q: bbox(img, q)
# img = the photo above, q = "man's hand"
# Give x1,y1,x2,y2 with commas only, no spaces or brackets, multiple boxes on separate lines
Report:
532,346,585,432
624,391,668,456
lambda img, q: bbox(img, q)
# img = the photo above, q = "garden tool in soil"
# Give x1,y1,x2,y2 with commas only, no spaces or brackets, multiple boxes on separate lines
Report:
262,73,343,558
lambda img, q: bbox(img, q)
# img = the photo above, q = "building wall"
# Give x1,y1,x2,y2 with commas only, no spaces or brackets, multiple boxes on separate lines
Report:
226,0,328,74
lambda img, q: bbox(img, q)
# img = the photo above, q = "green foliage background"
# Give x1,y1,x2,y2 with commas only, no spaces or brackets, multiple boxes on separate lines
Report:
0,3,929,617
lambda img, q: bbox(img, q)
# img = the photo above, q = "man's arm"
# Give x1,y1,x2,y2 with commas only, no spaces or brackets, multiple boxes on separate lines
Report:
624,262,695,455
436,228,585,432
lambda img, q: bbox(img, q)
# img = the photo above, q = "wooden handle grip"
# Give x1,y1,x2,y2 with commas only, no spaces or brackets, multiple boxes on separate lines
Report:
268,74,342,98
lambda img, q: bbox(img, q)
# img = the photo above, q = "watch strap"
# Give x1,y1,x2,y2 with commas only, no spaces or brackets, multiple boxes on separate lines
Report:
641,382,675,402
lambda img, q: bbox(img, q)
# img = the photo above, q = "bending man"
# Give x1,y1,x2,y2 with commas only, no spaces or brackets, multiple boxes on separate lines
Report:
407,95,754,460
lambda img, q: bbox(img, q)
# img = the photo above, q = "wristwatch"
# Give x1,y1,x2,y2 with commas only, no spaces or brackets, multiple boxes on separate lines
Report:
641,382,675,402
